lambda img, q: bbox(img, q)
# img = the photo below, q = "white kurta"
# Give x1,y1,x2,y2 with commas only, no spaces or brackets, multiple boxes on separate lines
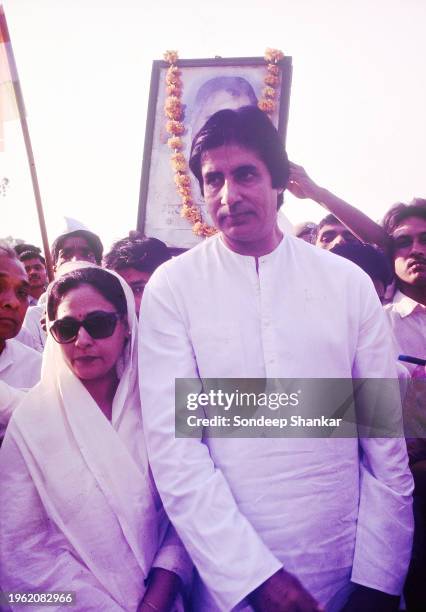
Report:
139,233,413,611
0,338,41,436
19,304,46,353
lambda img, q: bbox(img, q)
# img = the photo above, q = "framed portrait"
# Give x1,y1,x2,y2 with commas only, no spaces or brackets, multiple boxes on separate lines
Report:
137,55,292,250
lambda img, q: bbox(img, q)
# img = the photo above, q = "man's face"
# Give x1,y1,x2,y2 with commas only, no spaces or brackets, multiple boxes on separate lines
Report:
201,143,281,255
392,216,426,287
55,236,97,271
316,223,360,251
23,257,47,290
115,267,151,318
0,256,30,342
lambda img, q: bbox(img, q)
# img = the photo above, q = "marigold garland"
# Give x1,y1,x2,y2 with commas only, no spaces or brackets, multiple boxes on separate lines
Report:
163,48,284,238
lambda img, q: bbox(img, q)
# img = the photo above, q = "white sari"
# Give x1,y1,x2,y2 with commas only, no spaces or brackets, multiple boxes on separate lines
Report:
0,263,189,611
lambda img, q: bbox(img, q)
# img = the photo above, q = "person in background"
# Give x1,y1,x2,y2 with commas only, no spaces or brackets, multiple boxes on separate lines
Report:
292,221,317,244
19,249,47,305
19,222,104,352
315,213,361,251
103,234,171,317
0,244,41,438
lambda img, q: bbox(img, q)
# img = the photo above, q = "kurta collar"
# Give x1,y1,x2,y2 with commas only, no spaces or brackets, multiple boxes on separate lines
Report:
217,232,287,267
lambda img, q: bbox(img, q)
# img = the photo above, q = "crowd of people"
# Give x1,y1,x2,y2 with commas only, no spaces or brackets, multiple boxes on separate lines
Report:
0,105,425,611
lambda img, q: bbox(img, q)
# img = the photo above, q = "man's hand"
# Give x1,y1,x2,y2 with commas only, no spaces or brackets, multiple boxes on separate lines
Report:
248,568,323,612
137,568,181,612
287,162,324,202
411,364,426,379
341,584,400,612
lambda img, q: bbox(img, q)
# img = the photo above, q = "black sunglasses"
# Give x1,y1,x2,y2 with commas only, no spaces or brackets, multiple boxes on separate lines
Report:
50,311,121,344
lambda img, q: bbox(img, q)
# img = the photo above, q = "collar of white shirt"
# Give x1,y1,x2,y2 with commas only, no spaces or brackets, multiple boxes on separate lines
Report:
391,290,426,318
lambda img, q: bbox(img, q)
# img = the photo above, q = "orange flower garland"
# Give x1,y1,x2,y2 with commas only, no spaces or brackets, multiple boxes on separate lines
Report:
257,48,284,116
163,48,284,238
164,50,215,237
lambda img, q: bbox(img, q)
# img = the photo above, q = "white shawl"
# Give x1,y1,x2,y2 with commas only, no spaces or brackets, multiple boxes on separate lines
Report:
0,264,179,611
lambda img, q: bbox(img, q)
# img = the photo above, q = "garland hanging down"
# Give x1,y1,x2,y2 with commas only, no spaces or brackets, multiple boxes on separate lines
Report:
163,48,284,238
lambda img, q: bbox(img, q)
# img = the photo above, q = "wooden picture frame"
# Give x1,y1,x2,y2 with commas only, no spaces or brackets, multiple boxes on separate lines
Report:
137,55,292,249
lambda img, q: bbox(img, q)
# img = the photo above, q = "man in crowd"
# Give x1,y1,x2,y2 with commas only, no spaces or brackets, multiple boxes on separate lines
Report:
139,106,413,611
315,214,361,251
380,202,426,369
0,244,41,437
103,234,170,316
18,249,47,305
19,223,103,352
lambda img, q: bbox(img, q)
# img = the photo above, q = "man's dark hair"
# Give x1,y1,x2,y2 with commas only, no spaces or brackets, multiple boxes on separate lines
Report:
317,214,341,231
47,267,127,321
382,198,426,235
19,250,46,266
14,243,42,256
51,230,103,265
313,214,343,241
331,243,393,288
103,235,171,273
189,106,289,208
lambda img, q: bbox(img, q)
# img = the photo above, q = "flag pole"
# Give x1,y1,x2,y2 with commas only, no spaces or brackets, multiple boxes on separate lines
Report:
0,5,54,281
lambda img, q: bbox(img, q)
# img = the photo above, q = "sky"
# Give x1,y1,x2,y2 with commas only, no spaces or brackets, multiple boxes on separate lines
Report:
1,0,426,253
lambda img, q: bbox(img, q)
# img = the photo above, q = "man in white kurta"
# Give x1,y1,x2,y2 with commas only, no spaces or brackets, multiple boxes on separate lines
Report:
139,107,413,611
0,339,41,436
0,247,41,436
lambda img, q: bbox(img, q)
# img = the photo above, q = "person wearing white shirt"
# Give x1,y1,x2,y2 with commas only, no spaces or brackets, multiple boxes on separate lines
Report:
0,244,41,437
139,106,413,612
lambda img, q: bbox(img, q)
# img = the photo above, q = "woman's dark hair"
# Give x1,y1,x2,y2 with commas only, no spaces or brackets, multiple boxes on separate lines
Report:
189,106,289,208
47,267,127,321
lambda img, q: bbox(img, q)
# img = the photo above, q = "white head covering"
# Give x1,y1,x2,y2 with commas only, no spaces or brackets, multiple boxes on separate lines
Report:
0,263,162,608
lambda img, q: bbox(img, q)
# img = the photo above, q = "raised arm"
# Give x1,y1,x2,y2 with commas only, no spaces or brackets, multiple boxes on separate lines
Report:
288,162,390,251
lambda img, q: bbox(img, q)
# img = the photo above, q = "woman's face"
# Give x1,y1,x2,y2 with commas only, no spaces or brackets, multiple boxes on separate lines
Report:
55,284,128,381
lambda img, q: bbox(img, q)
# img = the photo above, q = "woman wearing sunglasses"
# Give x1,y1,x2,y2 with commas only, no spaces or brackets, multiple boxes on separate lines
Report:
0,263,190,611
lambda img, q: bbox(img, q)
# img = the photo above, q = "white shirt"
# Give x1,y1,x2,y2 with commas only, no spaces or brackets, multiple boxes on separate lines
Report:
0,339,41,435
384,290,426,372
19,305,46,353
139,233,413,611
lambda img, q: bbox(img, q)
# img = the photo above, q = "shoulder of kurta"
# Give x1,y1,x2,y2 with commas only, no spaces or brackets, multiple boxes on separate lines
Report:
7,338,42,377
287,234,375,291
147,236,220,292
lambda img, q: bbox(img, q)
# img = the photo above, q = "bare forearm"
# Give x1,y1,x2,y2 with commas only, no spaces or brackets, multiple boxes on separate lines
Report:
288,162,390,251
